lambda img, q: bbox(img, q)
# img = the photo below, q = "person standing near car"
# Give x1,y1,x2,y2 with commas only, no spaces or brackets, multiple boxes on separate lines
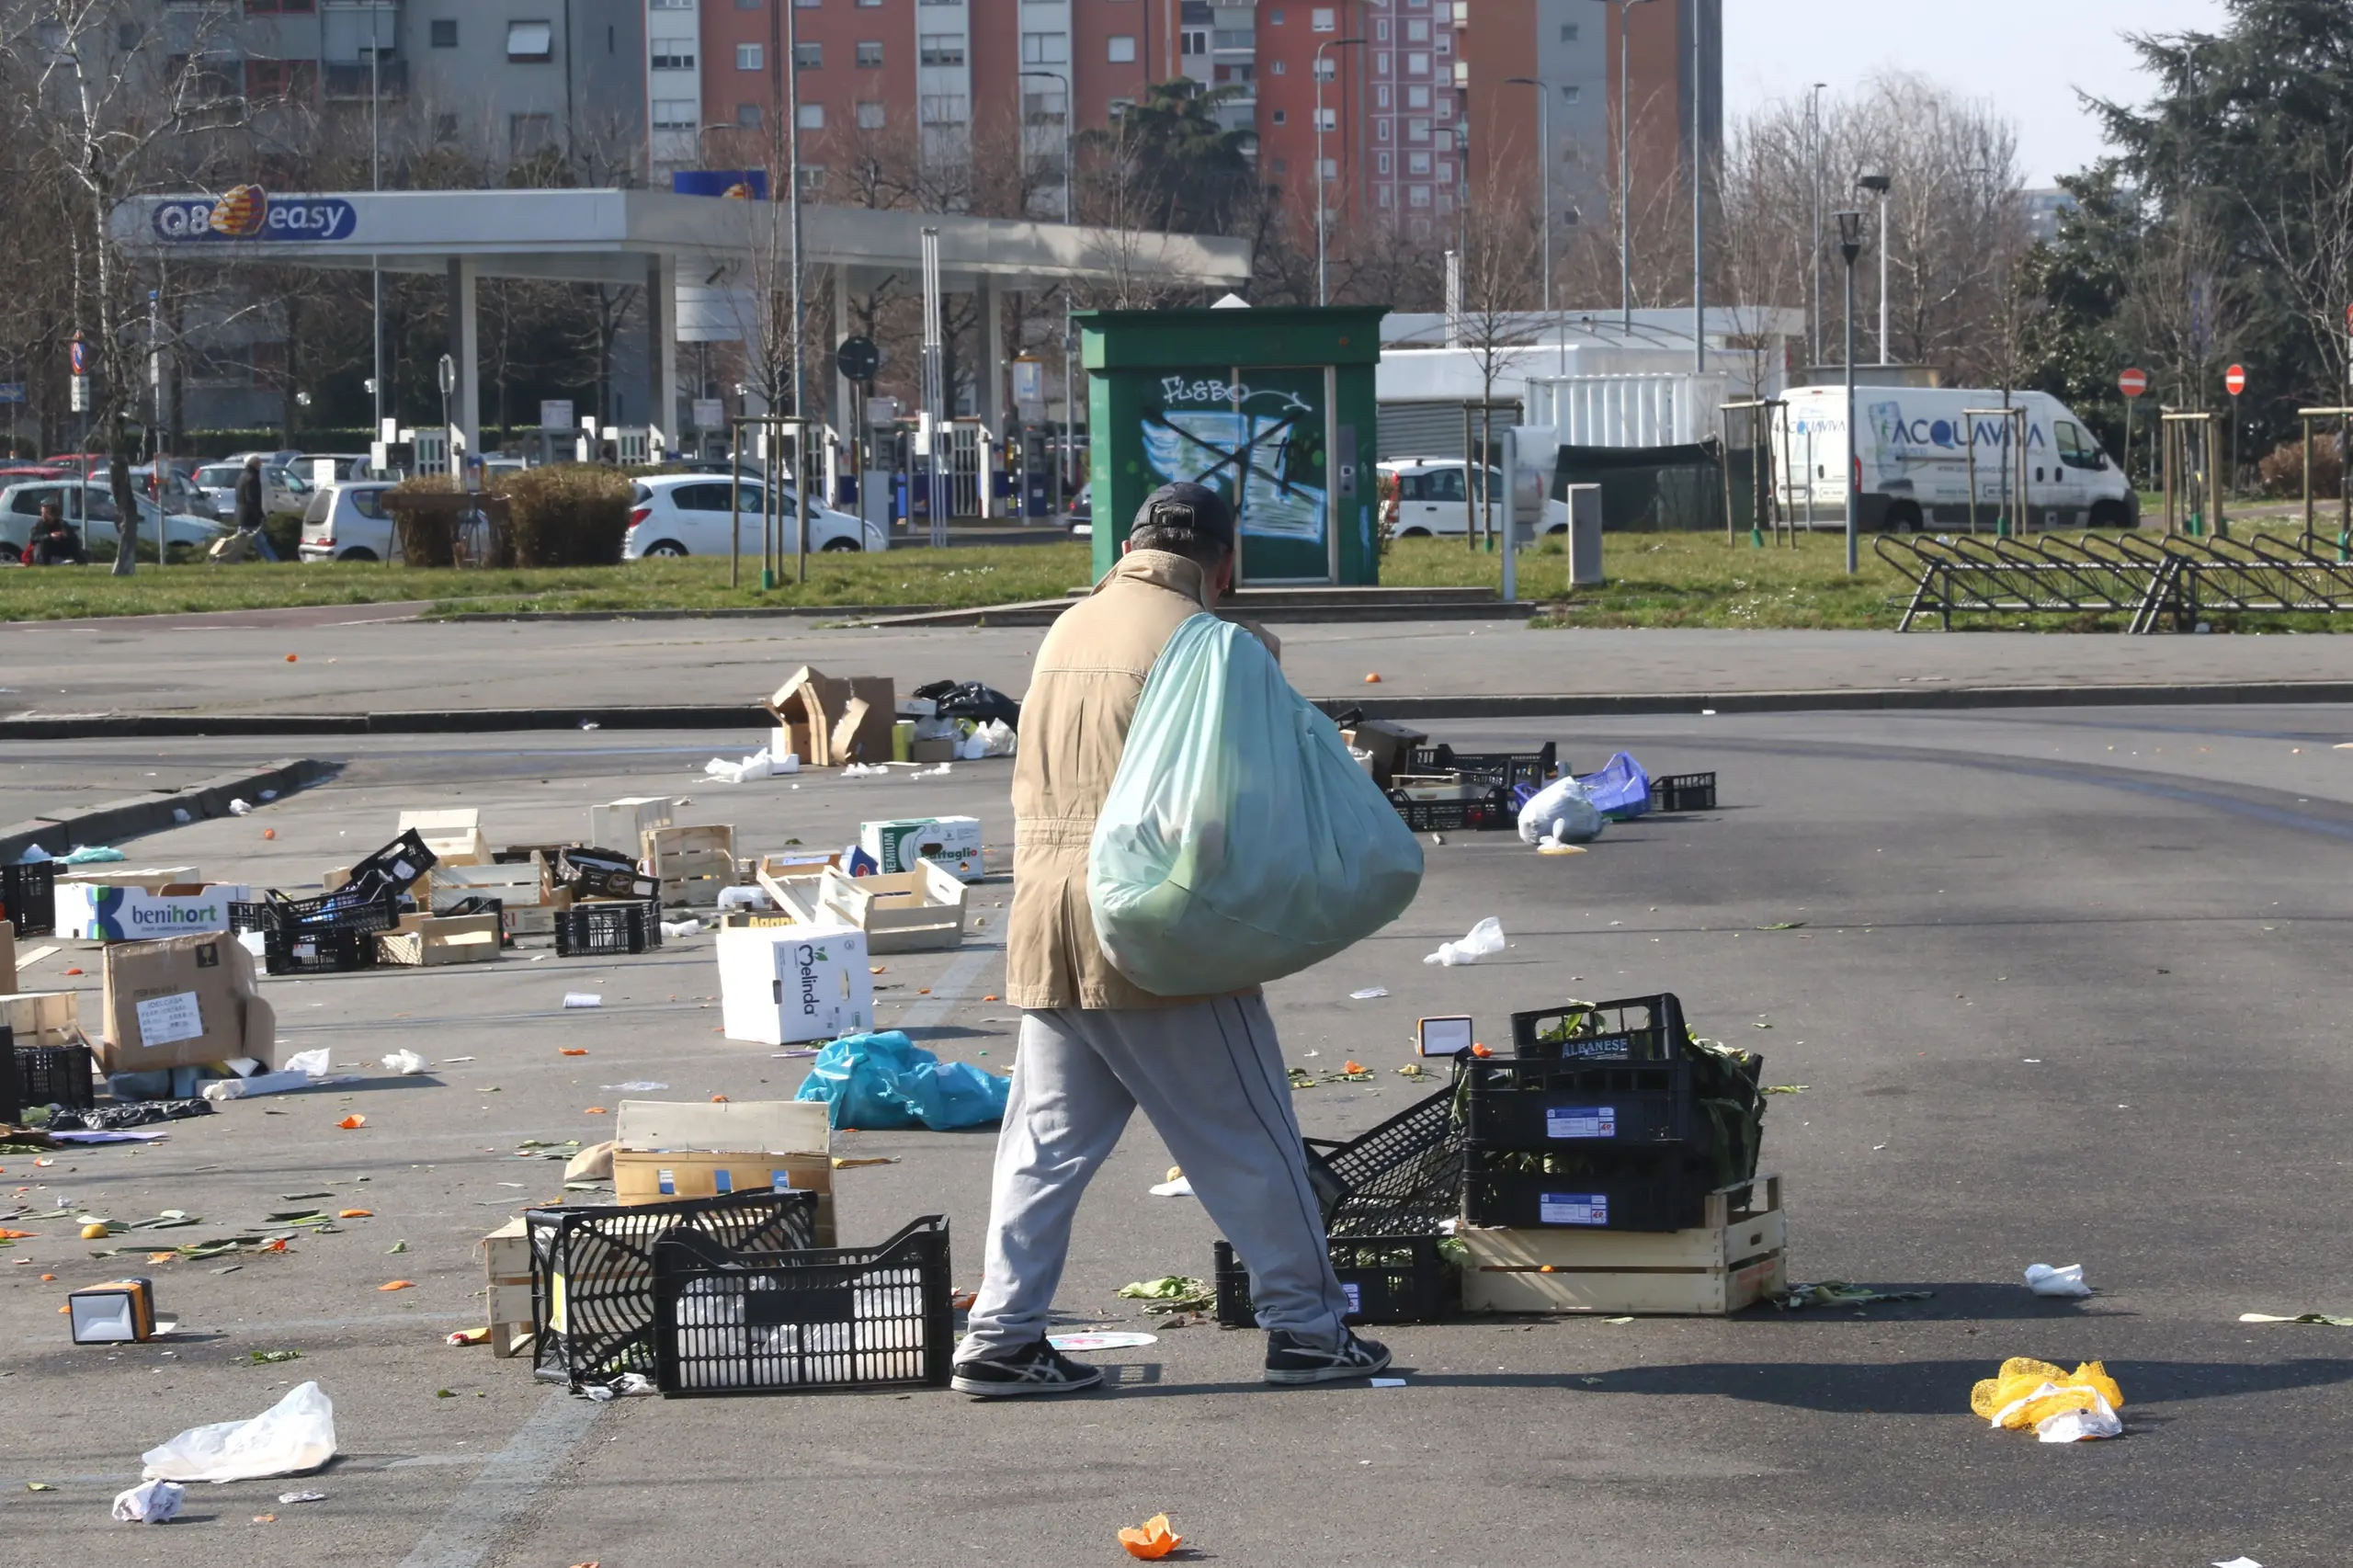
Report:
950,482,1387,1399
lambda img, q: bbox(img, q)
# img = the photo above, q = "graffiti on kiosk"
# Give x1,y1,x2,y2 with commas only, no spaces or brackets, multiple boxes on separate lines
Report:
1156,375,1313,416
153,186,359,243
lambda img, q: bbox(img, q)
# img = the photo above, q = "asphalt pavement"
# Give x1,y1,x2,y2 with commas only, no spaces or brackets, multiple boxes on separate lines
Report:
3,706,2351,1566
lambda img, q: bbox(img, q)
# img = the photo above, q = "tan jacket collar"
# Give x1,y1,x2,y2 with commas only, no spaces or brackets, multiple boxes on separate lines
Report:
1097,549,1214,611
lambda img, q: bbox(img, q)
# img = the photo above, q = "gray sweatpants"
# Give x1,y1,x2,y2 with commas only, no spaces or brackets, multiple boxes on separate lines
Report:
961,994,1352,1358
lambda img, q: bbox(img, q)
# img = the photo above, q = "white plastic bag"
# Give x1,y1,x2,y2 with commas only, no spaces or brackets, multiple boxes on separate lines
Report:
1425,916,1506,967
714,885,770,910
1089,614,1424,994
1518,776,1606,846
142,1381,337,1483
282,1048,331,1078
381,1050,426,1075
112,1479,183,1523
974,718,1017,757
2024,1263,2092,1299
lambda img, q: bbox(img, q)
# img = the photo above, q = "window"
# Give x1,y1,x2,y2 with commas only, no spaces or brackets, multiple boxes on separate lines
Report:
798,102,824,127
244,0,315,11
858,99,886,127
737,102,764,125
651,0,692,7
1407,116,1428,140
1405,84,1427,108
1434,93,1451,117
651,39,695,68
1025,87,1067,118
1374,83,1390,106
1558,83,1578,102
433,112,459,141
1214,28,1252,47
793,40,822,65
1433,126,1451,149
919,33,962,63
1376,151,1391,172
1314,106,1335,131
244,58,316,99
1374,18,1388,39
1311,6,1335,28
1408,184,1429,208
1107,34,1135,62
1268,7,1282,21
1404,17,1427,40
430,17,458,46
507,20,554,61
856,40,883,64
1022,31,1067,62
737,0,762,7
1375,52,1390,73
1377,185,1392,207
1375,115,1389,139
117,20,142,49
920,94,967,122
1270,58,1285,74
1406,150,1429,175
1271,156,1288,174
1559,21,1578,40
1318,156,1336,177
1180,28,1207,54
1313,54,1335,79
652,97,697,128
737,42,764,69
1436,191,1451,214
1405,51,1427,73
1270,108,1285,124
1437,160,1453,181
511,111,557,153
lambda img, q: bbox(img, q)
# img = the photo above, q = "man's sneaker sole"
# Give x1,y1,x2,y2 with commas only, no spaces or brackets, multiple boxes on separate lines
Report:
950,1361,1105,1398
1263,1343,1393,1385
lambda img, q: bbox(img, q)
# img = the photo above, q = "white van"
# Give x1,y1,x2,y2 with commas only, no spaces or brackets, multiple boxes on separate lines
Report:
1779,386,2137,531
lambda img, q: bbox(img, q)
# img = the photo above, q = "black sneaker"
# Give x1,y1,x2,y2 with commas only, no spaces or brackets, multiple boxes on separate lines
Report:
950,1339,1107,1398
1263,1329,1392,1385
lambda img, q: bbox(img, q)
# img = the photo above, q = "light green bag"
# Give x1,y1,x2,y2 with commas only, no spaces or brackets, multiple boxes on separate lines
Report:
1088,614,1425,995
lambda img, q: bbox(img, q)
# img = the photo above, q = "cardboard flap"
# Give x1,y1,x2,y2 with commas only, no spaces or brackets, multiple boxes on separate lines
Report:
240,993,277,1068
616,1097,831,1156
829,697,871,764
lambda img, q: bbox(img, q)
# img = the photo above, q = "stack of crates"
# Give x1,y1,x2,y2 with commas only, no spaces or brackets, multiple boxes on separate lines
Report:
552,846,663,956
1384,743,1562,833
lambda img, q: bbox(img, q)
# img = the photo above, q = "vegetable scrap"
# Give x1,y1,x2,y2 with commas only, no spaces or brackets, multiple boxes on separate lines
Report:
1118,1514,1184,1561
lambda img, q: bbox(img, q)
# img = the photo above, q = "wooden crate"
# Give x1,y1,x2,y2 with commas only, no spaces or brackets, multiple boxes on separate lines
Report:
814,860,968,953
1459,1175,1787,1317
427,858,549,913
648,824,735,873
1,990,79,1047
753,851,841,915
397,809,491,868
502,888,572,945
589,796,675,856
482,1217,534,1359
376,913,502,968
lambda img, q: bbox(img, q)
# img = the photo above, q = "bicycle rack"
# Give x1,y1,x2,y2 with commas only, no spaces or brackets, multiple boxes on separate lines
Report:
1877,530,2353,632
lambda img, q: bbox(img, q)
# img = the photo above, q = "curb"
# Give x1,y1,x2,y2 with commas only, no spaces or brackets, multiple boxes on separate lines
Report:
4,681,2350,742
0,757,341,862
437,604,950,623
867,600,1536,628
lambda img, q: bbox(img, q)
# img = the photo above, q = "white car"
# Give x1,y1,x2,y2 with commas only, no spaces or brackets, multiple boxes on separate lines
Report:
623,473,886,558
193,460,313,518
296,481,401,562
1382,457,1571,537
0,479,225,557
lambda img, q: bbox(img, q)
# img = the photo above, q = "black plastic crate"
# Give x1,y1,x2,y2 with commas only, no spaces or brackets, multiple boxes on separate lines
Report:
17,1042,97,1112
557,847,658,902
1213,1233,1458,1328
265,887,402,935
1461,1055,1694,1151
1509,994,1693,1063
1407,744,1561,792
227,901,272,937
0,1025,15,1123
1461,1147,1709,1233
554,899,663,957
652,1215,953,1396
261,924,380,975
1,862,58,937
1305,1082,1466,1240
530,1188,820,1390
1649,772,1717,813
436,895,513,947
1387,783,1517,833
340,830,438,904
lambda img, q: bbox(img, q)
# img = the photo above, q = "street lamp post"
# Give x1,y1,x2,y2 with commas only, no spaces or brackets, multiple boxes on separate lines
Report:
369,40,383,438
1836,208,1864,574
1808,82,1825,365
1592,0,1656,333
1019,68,1074,520
1315,37,1366,306
1502,77,1561,375
1858,171,1891,363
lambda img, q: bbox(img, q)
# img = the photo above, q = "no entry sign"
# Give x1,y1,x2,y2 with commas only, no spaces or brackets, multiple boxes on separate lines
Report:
2225,363,2247,397
2118,367,2147,399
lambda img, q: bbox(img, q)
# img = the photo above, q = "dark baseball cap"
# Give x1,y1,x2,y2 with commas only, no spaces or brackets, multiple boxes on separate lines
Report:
1131,482,1235,551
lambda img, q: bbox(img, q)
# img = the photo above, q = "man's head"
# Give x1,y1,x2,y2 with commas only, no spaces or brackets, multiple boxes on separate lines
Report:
1123,482,1236,599
244,454,262,472
38,500,62,532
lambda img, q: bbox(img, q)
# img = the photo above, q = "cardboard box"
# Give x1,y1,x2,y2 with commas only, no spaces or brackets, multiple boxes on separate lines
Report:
2,989,80,1048
98,933,274,1074
54,881,254,942
377,912,501,967
859,816,983,881
610,1099,835,1244
482,1218,535,1358
908,737,958,764
60,866,201,892
815,860,968,953
718,923,872,1045
767,666,896,767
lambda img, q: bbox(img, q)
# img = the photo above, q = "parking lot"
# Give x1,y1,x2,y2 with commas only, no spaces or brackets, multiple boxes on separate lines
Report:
5,702,2352,1566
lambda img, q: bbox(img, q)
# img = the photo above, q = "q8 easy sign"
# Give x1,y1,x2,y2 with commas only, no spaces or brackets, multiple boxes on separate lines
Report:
152,186,358,244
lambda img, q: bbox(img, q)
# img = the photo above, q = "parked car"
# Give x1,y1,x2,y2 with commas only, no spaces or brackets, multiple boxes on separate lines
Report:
193,460,313,518
1380,457,1574,538
622,474,886,558
300,453,377,483
296,481,402,562
0,479,227,557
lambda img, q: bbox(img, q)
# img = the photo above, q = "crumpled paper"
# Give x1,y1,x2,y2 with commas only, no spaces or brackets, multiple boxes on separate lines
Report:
2024,1262,2092,1298
1970,1357,2124,1443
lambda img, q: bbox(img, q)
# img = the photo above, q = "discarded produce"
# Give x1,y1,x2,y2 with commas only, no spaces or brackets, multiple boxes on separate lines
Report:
1119,1513,1184,1560
1970,1358,2124,1443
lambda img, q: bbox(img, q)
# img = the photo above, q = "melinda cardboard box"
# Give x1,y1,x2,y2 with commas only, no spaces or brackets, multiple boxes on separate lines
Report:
858,816,984,881
55,881,254,942
718,923,872,1046
611,1098,835,1243
99,931,276,1074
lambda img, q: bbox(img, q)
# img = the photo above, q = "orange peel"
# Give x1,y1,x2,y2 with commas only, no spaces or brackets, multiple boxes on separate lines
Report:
1118,1513,1183,1561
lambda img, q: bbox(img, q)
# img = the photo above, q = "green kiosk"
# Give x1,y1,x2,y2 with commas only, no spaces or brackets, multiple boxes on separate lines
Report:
1076,305,1387,585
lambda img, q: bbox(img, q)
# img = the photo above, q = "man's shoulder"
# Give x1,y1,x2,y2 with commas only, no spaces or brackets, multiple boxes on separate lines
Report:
1036,572,1204,667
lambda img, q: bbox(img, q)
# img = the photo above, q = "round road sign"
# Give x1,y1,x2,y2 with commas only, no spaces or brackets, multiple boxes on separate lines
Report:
834,335,881,382
2225,363,2247,397
2118,367,2147,399
68,335,88,376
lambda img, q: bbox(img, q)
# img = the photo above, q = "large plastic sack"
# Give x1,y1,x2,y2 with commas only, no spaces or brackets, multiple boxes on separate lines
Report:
142,1381,336,1483
793,1029,1010,1131
1518,776,1606,846
1089,614,1425,995
1575,751,1652,818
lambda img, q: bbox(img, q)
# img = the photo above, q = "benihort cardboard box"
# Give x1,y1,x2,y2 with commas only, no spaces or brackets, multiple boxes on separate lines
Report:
99,932,276,1074
611,1098,835,1243
858,816,984,881
717,923,873,1046
55,882,254,942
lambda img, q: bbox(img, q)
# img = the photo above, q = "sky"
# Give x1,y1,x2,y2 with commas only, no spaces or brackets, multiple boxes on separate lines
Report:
1721,0,2230,187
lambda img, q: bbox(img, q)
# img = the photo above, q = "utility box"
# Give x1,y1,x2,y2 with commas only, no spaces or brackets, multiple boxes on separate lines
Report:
1077,306,1387,586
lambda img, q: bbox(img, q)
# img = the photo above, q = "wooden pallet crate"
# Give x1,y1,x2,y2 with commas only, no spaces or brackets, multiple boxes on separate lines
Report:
589,796,676,857
397,809,492,868
813,860,969,953
482,1217,534,1358
1459,1175,1787,1316
648,824,735,873
376,913,502,968
1,989,80,1048
502,888,572,944
427,858,550,913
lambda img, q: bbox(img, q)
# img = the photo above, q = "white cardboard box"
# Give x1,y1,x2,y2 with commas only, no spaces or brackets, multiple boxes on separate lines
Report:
858,815,983,881
717,922,873,1045
53,881,254,942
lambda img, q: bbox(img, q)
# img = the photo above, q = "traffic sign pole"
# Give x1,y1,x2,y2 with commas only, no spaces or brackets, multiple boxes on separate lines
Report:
2224,364,2246,505
2118,368,2146,491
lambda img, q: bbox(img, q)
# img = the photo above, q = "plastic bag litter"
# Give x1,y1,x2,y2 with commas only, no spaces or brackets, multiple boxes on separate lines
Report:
228,799,254,816
714,885,770,910
792,1029,1010,1131
142,1381,337,1483
381,1050,426,1075
1425,916,1506,967
2024,1263,2092,1298
1969,1358,2123,1443
282,1048,332,1078
659,918,703,939
1518,776,1606,846
704,748,775,784
973,718,1017,757
841,762,892,778
112,1479,183,1523
1574,751,1653,818
1088,614,1424,996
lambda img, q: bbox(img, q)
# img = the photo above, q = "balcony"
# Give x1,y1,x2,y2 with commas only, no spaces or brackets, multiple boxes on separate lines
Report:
324,59,405,97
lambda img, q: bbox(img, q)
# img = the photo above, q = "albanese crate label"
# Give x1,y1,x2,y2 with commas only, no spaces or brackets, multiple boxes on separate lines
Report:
1540,1192,1609,1226
1547,1105,1618,1140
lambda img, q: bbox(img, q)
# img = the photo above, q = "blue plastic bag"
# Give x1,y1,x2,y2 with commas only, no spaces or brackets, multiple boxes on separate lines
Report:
1088,614,1425,995
1575,751,1652,818
792,1030,1009,1131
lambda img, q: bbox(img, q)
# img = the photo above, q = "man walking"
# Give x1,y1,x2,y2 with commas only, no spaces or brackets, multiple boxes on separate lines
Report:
952,482,1389,1397
233,454,278,562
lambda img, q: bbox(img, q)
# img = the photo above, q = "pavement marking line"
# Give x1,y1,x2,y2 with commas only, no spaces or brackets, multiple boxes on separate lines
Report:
396,1391,602,1568
895,944,1000,1030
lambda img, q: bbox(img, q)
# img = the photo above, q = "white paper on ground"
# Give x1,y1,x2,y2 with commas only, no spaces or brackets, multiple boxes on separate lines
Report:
112,1478,183,1523
1349,986,1389,1000
381,1050,426,1075
201,1069,312,1102
1047,1332,1156,1351
562,993,602,1008
2024,1263,2092,1298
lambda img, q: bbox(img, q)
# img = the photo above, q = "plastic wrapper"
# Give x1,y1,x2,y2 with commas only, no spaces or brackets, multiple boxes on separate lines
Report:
142,1381,337,1483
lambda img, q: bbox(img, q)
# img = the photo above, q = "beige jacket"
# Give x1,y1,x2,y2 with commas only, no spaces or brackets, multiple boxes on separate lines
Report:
1006,550,1271,1011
